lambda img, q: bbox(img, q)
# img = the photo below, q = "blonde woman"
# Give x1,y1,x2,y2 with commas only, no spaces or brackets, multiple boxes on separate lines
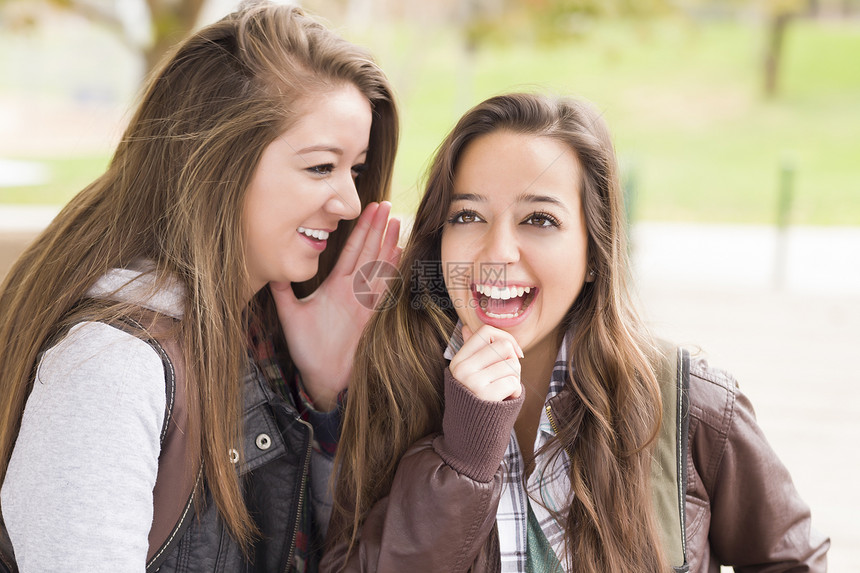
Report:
324,93,828,572
0,3,399,571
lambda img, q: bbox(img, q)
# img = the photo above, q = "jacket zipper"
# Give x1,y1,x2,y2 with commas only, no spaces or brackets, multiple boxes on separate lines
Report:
284,418,313,573
544,404,573,459
675,348,688,564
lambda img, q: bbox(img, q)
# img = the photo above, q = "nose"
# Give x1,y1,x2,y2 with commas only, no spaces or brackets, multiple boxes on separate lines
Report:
326,174,362,221
481,221,520,267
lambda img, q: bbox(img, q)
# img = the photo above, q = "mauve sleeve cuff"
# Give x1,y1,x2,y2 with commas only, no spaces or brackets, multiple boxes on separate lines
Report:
434,368,524,483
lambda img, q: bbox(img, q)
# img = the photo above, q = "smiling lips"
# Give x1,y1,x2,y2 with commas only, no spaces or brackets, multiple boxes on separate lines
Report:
297,226,330,241
473,283,537,319
297,226,332,252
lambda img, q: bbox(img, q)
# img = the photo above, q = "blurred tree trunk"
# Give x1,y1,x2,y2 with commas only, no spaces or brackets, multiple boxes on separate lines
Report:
760,0,807,99
763,11,791,98
143,0,208,76
457,0,480,113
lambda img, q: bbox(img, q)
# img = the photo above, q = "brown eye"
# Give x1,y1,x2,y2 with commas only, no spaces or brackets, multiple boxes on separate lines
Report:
307,164,334,176
448,210,483,224
523,211,560,228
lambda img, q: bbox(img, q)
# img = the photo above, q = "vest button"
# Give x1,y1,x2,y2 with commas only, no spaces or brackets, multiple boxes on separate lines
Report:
228,448,240,464
255,433,272,451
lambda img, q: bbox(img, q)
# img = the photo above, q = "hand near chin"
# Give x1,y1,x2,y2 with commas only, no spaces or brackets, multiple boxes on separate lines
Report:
270,201,401,412
448,324,524,402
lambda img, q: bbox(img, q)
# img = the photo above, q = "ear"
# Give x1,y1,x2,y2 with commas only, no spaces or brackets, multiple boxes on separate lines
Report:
586,268,596,283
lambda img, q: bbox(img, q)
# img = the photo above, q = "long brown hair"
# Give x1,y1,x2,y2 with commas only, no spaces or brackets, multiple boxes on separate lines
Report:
331,93,667,571
0,2,398,549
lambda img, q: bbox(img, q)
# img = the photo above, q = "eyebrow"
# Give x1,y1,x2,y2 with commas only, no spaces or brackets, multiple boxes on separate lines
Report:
450,193,485,203
450,192,569,211
517,193,568,210
294,145,370,156
296,145,344,155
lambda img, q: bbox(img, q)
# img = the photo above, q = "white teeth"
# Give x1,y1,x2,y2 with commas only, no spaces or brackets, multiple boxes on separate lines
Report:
298,227,329,240
485,310,522,319
475,284,534,300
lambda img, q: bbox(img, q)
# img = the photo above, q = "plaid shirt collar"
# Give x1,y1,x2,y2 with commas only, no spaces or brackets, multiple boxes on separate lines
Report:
445,325,572,571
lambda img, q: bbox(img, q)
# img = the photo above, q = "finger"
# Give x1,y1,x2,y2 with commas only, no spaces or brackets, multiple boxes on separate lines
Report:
379,216,401,260
331,202,380,276
450,339,521,382
388,245,403,268
364,217,402,295
484,377,523,401
457,361,522,401
461,325,522,362
353,200,393,268
464,339,521,375
447,324,473,374
450,324,505,371
505,381,523,400
454,359,518,392
471,325,524,359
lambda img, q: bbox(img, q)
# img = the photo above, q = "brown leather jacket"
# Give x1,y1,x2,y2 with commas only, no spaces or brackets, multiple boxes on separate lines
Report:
323,357,829,572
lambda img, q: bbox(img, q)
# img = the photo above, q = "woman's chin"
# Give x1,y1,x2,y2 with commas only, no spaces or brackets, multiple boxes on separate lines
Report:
284,263,320,285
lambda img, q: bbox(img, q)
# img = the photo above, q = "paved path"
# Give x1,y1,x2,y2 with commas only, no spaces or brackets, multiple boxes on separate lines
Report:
1,210,857,569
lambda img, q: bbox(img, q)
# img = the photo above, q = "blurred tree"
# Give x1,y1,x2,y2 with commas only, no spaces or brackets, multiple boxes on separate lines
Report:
440,0,675,110
0,0,208,77
684,0,810,98
462,0,675,47
761,0,807,98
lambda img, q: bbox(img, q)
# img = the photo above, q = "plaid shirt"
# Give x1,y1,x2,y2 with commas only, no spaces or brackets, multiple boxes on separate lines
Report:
446,326,571,572
249,324,341,572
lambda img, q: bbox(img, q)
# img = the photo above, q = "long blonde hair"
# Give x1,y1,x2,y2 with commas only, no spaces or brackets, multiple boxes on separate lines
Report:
331,93,667,571
0,2,398,549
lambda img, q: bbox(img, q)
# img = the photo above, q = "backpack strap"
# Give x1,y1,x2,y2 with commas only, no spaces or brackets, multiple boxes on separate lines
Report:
651,341,691,572
105,314,201,572
0,310,200,573
0,519,15,573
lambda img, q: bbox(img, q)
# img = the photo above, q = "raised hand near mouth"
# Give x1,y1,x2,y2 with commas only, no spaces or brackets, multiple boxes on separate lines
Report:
448,323,524,402
271,201,401,411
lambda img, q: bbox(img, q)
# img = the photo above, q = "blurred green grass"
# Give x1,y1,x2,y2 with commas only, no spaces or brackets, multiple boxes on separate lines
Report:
0,155,109,203
2,16,858,225
379,17,860,225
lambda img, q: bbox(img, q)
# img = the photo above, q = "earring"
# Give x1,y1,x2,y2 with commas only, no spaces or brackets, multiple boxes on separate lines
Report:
588,269,595,277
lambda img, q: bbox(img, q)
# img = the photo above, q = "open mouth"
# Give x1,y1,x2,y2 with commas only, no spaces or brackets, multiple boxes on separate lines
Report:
473,284,537,319
297,226,330,242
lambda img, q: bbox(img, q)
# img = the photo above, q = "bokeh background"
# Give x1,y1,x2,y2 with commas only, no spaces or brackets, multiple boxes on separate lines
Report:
1,0,858,569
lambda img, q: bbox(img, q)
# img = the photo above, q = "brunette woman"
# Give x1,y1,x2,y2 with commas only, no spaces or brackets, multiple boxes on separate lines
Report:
0,3,399,571
324,93,828,572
